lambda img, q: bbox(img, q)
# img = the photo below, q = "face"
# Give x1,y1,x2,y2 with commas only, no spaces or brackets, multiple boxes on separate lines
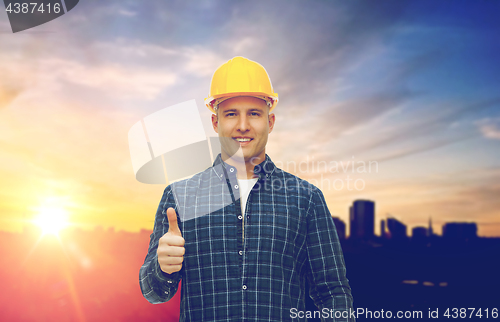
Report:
211,96,275,165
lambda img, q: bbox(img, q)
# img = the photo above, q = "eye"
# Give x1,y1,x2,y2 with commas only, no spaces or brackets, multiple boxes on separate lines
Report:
250,112,260,116
225,112,236,117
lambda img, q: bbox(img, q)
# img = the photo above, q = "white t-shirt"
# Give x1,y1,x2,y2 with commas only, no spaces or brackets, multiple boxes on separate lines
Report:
237,178,258,215
237,178,258,240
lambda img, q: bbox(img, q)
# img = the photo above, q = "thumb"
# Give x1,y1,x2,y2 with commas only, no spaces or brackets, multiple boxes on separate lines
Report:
166,207,182,236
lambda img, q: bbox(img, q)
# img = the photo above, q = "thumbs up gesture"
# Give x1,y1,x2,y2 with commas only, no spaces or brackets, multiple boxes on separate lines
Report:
157,208,185,275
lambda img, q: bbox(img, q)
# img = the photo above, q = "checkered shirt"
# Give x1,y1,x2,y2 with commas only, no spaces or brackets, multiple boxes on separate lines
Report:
140,154,354,321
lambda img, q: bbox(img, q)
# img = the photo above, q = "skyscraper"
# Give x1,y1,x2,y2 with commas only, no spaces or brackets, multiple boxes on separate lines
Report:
386,217,407,240
349,200,375,240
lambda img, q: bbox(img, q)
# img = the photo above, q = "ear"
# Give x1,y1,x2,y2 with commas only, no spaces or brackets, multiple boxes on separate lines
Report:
211,113,219,133
268,113,275,134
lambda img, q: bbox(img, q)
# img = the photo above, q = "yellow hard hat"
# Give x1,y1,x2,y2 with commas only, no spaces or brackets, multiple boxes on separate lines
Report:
205,56,279,113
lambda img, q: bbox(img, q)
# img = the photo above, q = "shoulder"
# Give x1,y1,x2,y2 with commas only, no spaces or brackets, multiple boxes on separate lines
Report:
267,167,329,217
271,166,321,195
168,165,218,190
159,166,218,214
164,165,223,206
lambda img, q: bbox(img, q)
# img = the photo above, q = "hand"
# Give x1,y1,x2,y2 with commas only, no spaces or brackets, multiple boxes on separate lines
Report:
157,207,185,275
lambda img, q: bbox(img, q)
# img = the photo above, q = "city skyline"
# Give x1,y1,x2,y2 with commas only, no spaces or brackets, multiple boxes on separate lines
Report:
335,199,487,239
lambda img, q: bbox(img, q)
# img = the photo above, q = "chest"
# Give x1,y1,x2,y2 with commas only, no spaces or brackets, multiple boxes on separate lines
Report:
179,192,307,252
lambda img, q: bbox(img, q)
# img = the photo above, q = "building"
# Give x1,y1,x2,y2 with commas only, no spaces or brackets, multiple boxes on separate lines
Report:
386,217,407,240
428,217,434,237
381,220,386,238
412,226,428,243
442,222,477,241
332,217,346,240
349,200,375,240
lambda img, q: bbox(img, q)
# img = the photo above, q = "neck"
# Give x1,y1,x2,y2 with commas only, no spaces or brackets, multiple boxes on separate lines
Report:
221,153,265,179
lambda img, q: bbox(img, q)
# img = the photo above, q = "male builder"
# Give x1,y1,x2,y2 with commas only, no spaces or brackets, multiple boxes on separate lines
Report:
140,57,354,321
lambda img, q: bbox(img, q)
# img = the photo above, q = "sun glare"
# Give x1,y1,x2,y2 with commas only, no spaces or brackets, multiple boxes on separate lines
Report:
33,207,69,236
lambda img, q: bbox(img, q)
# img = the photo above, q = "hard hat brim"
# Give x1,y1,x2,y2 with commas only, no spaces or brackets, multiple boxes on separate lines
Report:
205,92,279,114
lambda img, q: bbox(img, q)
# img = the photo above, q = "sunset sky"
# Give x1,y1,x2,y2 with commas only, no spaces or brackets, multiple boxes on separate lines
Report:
1,0,499,236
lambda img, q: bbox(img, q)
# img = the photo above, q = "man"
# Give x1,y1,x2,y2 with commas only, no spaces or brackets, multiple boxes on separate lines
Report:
140,57,354,321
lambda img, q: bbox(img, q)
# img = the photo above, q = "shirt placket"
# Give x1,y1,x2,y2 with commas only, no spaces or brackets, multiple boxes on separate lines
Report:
223,163,254,321
216,157,274,321
221,166,246,269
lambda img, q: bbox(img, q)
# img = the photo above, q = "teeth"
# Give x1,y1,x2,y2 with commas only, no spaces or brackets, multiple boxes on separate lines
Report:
235,138,251,142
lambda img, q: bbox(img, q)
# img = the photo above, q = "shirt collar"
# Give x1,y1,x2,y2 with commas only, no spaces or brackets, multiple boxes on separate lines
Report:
212,154,276,181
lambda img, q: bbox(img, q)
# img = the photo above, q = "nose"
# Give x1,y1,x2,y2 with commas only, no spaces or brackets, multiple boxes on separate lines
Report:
237,114,250,132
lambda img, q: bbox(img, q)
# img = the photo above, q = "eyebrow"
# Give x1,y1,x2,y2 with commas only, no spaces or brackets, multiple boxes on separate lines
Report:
222,108,265,113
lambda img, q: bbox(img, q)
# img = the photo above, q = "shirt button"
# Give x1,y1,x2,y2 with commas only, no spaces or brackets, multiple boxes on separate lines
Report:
238,215,243,220
234,185,239,189
230,168,234,172
239,250,243,255
167,280,172,284
242,285,247,290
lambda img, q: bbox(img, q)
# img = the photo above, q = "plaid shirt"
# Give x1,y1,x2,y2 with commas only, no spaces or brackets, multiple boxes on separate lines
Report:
140,154,354,321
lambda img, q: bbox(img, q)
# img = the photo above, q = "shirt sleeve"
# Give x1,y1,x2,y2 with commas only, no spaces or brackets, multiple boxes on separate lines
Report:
305,187,355,322
139,185,183,304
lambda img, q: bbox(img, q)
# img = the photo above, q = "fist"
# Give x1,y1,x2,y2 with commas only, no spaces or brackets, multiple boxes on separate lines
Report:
157,207,185,275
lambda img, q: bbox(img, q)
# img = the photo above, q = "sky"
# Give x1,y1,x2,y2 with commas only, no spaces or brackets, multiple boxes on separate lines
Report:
1,0,499,236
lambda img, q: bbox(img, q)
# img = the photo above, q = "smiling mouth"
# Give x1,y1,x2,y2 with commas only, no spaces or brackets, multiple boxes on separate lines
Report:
233,137,253,145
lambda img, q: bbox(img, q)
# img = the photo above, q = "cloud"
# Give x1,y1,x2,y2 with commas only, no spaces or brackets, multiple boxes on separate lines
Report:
476,117,500,140
0,0,415,113
371,134,480,163
332,97,500,159
0,83,23,108
118,9,137,17
0,63,32,108
319,90,413,138
0,36,227,104
40,58,177,100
